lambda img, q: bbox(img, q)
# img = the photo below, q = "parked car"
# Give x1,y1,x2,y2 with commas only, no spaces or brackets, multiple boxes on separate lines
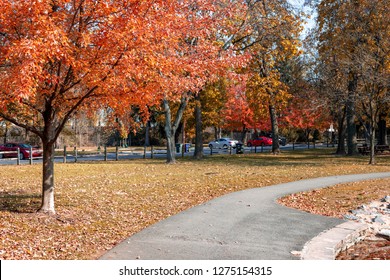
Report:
208,138,239,149
278,136,287,146
0,143,42,160
247,137,273,147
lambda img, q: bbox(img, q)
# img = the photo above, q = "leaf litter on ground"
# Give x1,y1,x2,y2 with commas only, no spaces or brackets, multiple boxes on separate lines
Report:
1,150,390,259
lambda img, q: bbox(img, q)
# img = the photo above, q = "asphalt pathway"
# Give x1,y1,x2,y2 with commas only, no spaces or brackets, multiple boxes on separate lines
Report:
100,172,390,260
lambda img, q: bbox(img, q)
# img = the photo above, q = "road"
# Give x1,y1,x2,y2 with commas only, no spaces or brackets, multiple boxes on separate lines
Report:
0,143,331,166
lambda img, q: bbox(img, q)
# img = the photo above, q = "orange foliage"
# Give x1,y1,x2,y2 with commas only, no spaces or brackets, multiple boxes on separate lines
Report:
0,0,249,212
281,92,331,131
0,0,247,124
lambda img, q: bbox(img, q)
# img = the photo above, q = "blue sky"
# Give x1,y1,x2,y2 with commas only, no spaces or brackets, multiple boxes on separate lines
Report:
288,0,317,35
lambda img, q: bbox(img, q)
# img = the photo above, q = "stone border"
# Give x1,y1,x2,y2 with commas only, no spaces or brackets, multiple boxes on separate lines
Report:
300,221,370,260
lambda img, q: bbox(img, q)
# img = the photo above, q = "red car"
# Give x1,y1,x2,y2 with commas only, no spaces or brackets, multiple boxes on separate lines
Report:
247,137,273,147
0,143,42,160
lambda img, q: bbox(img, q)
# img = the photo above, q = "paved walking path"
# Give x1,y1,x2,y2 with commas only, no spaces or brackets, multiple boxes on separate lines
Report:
100,172,390,260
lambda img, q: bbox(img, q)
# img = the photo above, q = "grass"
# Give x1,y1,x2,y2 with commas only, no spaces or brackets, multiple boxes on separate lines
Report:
0,149,390,259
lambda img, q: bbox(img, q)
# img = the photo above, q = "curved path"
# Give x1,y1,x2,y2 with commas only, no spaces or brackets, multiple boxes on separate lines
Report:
100,172,390,260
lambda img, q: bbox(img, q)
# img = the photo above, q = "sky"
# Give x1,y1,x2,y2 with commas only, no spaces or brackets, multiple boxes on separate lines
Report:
288,0,317,36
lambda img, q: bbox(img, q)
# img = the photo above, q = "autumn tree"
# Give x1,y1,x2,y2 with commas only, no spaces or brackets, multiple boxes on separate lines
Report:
353,0,390,164
315,0,390,163
315,0,358,155
0,0,233,213
192,79,228,159
221,76,259,141
157,0,248,163
240,0,302,154
282,89,331,142
273,52,331,146
186,0,303,155
1,1,132,214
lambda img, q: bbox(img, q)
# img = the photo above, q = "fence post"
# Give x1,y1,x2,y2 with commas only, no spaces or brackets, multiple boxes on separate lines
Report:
151,146,154,159
115,146,119,161
104,145,108,161
29,146,33,165
143,146,146,159
17,148,21,165
74,146,78,162
210,146,213,155
261,145,264,153
63,146,67,163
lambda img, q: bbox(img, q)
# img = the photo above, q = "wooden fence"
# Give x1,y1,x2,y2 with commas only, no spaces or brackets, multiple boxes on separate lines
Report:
0,141,342,165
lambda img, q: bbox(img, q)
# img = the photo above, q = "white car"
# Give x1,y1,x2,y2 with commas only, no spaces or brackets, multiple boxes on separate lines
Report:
208,138,239,149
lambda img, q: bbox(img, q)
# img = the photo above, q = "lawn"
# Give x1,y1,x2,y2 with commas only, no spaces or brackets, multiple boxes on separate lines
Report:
0,149,389,259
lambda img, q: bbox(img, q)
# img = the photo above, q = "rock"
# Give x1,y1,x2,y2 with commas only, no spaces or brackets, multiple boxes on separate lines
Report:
344,214,359,221
382,196,390,203
344,197,389,237
358,205,369,211
350,209,373,215
291,250,301,256
378,229,390,239
373,215,385,224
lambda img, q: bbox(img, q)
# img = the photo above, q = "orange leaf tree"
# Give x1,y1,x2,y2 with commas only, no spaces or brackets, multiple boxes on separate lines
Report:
222,0,303,154
0,0,240,213
221,75,268,141
154,0,248,163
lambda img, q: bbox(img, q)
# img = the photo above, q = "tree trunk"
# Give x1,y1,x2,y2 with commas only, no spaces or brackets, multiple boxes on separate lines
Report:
165,131,176,163
39,139,56,214
346,72,359,155
144,121,150,147
162,95,189,164
241,125,247,143
369,125,376,165
336,107,347,155
214,126,222,140
269,105,280,154
181,118,186,145
3,123,8,144
194,95,203,160
377,115,387,145
163,99,176,164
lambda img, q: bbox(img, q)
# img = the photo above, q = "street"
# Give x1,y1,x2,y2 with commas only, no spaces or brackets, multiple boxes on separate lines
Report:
0,143,331,166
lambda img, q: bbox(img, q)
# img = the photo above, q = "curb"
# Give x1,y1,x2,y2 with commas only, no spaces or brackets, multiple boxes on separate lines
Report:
300,221,370,260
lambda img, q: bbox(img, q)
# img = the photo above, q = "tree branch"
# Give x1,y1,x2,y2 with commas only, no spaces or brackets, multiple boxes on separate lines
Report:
0,112,43,138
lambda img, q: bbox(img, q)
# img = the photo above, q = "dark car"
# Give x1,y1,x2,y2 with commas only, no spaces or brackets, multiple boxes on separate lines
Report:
0,143,42,160
247,137,273,147
265,133,287,146
278,136,287,146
